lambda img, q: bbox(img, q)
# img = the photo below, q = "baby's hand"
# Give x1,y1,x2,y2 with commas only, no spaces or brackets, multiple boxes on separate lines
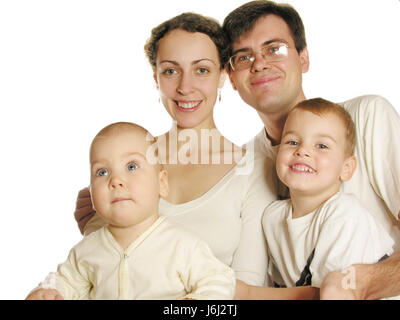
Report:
26,289,64,300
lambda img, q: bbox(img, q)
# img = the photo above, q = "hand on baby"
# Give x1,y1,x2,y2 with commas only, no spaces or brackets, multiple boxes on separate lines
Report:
26,289,64,300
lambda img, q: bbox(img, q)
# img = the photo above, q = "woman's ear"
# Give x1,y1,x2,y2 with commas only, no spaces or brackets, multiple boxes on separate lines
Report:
153,70,159,90
339,155,357,182
218,69,227,89
158,169,169,198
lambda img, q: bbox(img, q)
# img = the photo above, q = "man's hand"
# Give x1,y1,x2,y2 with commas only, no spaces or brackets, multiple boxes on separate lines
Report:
74,187,95,235
320,269,359,300
26,289,64,300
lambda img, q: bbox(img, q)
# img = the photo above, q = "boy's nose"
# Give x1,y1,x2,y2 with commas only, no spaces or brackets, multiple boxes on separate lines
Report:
295,146,310,157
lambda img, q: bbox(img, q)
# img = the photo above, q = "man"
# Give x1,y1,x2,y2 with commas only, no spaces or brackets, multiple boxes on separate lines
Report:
222,0,400,299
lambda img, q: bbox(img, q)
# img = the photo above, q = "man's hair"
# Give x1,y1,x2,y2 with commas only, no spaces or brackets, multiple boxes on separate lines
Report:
223,0,307,55
291,98,356,157
144,12,229,70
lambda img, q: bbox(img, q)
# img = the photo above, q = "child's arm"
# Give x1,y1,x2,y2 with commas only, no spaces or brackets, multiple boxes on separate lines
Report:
235,279,319,300
26,289,64,300
181,241,236,300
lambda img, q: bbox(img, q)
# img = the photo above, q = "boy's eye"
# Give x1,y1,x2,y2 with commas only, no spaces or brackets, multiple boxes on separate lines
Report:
127,163,139,171
96,169,108,177
316,144,328,149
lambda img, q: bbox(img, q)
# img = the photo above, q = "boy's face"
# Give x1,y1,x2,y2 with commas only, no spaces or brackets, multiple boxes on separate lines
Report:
89,129,167,228
276,109,354,198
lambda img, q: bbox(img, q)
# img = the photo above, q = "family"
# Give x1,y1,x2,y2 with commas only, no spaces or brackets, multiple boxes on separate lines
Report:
26,0,400,300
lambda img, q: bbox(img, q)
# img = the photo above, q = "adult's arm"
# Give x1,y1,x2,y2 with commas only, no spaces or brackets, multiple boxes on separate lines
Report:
320,251,400,300
230,150,277,286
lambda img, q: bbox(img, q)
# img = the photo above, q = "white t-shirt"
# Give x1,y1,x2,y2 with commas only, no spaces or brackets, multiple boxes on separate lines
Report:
263,192,394,288
85,148,277,286
252,95,400,251
45,217,236,300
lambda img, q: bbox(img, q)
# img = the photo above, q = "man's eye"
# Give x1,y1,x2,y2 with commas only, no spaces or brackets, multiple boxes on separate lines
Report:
127,163,139,171
237,54,251,62
96,169,108,177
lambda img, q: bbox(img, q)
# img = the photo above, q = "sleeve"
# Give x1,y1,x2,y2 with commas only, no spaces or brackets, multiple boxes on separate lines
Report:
310,203,394,287
54,247,92,299
355,96,400,219
230,148,278,286
180,240,236,300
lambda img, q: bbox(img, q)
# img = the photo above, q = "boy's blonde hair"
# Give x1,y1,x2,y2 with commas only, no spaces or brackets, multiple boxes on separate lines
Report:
290,98,356,157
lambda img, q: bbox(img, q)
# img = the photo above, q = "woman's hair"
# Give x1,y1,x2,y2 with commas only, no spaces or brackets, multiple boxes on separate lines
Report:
144,12,229,69
291,98,356,157
223,0,307,55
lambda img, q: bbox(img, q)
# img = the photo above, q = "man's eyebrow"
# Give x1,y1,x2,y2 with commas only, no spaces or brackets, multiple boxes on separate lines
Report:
231,38,289,56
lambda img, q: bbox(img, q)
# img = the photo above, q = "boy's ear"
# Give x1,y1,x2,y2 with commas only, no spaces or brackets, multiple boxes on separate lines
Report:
89,185,96,211
158,169,169,198
339,155,357,182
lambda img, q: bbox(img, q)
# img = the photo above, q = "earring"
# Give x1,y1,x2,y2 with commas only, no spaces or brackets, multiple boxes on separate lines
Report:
218,89,222,103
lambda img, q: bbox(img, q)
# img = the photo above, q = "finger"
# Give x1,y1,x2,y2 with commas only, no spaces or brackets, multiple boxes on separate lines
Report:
74,204,95,222
76,197,93,209
78,213,95,234
77,187,91,199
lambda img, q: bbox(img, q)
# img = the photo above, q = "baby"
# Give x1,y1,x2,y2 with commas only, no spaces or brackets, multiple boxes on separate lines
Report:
27,122,235,300
237,98,394,299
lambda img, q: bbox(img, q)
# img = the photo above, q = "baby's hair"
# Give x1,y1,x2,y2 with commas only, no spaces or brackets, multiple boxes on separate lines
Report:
94,122,154,141
291,98,356,156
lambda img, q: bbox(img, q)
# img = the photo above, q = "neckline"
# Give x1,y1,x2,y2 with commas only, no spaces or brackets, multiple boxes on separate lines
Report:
159,149,251,212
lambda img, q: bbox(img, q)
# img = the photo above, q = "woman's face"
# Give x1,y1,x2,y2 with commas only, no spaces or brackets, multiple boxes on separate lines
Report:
154,29,225,130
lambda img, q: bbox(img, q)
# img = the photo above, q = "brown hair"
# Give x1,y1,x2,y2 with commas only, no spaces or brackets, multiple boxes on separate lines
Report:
223,0,307,55
291,98,356,156
144,12,229,69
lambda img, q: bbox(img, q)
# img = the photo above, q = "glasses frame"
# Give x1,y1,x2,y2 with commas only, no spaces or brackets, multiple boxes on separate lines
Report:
229,42,291,72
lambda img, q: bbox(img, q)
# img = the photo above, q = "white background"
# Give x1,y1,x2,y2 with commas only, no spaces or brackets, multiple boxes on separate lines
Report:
0,0,399,299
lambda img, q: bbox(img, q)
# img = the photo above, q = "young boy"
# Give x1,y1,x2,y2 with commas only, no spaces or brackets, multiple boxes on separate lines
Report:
237,98,394,299
27,122,235,300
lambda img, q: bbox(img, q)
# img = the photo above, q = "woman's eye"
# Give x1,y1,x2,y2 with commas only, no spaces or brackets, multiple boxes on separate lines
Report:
163,68,177,76
96,169,108,177
127,163,139,171
197,67,209,75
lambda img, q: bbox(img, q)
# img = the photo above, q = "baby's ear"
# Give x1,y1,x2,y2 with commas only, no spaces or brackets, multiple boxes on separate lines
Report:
158,169,169,198
89,185,97,211
339,155,357,182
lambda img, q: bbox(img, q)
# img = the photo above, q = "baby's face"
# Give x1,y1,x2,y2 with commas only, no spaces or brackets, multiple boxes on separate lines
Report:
277,109,349,198
90,129,166,228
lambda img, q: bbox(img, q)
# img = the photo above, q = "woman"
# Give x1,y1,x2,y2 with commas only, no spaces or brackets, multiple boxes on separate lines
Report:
75,13,276,286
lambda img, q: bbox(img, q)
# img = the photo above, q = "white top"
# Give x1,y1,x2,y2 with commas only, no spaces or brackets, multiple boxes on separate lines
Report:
263,192,394,288
49,217,235,300
252,95,400,251
85,148,277,286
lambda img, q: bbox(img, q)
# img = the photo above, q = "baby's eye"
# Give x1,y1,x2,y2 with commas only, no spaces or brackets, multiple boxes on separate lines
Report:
316,144,328,149
96,169,108,177
127,162,139,171
286,140,298,146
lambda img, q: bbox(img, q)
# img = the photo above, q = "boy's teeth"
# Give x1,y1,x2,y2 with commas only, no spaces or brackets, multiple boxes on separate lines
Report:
177,101,200,109
292,165,315,173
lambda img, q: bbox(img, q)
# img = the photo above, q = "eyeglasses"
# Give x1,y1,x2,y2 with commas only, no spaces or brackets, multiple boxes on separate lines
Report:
229,41,290,71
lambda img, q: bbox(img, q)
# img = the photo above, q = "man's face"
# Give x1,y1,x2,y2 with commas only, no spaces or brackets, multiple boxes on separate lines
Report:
228,14,309,116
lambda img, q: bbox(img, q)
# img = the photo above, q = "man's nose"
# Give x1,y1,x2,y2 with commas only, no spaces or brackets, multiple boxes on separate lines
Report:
250,52,272,73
